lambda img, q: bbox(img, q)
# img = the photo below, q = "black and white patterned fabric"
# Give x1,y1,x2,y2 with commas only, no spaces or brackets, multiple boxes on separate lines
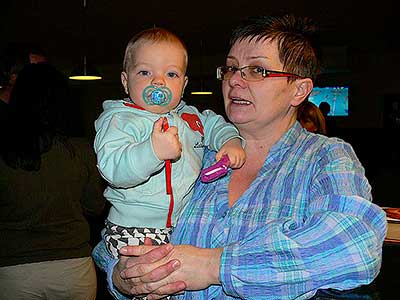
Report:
104,220,173,259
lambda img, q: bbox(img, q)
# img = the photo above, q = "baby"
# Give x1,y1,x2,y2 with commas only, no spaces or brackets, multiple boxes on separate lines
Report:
93,27,245,258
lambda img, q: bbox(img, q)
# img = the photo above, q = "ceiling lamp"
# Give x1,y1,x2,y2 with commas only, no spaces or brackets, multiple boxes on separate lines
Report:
191,91,213,95
69,0,102,81
191,82,213,95
69,55,102,80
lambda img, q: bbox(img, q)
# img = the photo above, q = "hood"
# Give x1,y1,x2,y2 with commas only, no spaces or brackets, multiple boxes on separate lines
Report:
95,98,188,129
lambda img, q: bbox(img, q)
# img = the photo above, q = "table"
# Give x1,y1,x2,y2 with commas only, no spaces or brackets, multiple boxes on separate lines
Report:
309,242,399,300
385,221,400,244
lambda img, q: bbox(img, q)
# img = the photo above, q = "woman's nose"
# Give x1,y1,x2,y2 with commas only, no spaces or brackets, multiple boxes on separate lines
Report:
229,70,246,87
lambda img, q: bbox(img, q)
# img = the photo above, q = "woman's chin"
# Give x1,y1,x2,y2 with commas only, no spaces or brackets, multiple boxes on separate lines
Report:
227,113,250,125
227,106,253,123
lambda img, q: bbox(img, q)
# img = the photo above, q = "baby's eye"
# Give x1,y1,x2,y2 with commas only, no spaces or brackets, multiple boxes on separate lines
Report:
167,72,179,78
137,70,151,76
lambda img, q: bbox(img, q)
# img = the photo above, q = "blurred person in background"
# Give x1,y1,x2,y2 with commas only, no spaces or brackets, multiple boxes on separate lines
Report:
297,101,327,134
0,62,106,300
0,43,48,123
319,101,337,136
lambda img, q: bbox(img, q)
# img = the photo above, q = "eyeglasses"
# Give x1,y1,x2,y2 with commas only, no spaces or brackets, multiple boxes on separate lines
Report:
216,66,301,82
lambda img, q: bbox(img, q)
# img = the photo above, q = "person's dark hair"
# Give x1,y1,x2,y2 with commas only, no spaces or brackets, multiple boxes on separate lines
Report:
297,101,327,135
230,14,321,81
0,43,47,87
318,101,331,116
0,50,28,87
1,63,73,171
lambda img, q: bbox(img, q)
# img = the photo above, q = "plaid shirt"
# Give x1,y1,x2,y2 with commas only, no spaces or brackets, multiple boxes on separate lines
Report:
171,122,386,300
97,122,386,300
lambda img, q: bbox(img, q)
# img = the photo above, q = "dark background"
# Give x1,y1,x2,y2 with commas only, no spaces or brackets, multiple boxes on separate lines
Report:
1,0,399,203
2,2,399,299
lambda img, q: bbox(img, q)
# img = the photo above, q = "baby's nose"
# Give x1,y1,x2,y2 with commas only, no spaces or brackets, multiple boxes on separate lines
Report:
151,76,166,86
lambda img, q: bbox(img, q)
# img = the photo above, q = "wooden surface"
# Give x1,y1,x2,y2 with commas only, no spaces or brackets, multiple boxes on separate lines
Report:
385,221,400,244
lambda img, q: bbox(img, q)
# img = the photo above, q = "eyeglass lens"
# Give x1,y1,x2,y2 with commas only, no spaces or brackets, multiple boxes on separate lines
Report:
218,66,263,81
217,66,299,81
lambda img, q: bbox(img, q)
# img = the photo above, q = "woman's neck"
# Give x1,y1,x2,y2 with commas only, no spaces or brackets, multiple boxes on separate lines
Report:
228,138,270,207
227,119,296,206
239,116,296,154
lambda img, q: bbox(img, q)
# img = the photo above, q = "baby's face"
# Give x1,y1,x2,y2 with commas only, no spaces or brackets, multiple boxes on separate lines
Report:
121,40,188,114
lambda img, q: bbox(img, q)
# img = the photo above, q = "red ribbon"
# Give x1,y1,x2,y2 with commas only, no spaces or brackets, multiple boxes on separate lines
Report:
162,118,173,228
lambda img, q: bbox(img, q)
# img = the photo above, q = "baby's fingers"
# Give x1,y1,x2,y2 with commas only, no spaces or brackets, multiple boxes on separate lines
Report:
230,152,246,169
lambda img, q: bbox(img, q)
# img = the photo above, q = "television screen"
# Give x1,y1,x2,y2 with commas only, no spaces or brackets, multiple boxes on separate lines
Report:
308,86,349,116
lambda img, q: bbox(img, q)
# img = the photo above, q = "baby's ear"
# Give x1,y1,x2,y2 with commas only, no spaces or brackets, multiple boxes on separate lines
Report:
121,72,129,94
291,78,313,106
182,76,189,98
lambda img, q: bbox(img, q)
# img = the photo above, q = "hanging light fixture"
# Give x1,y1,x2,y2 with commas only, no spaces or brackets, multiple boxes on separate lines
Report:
69,0,102,81
191,39,212,95
69,55,102,80
191,80,213,95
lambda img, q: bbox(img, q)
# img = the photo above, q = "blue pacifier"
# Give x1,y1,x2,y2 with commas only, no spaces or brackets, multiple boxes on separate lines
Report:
142,85,172,106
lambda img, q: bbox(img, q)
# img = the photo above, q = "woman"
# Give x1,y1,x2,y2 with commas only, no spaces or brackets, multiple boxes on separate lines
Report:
0,63,105,300
96,14,386,300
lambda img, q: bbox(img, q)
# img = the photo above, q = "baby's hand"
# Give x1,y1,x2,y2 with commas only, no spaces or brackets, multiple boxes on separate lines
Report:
216,138,245,168
151,118,182,161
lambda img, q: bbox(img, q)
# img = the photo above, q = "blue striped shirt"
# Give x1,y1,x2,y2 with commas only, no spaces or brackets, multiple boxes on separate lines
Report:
171,122,386,300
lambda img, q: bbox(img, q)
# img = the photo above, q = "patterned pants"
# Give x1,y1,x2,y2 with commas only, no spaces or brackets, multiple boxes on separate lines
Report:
104,220,173,259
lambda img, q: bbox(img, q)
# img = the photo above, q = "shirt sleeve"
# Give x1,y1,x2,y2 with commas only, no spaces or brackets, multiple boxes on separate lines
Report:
92,240,131,300
219,143,387,300
198,109,245,150
94,113,164,188
76,138,106,216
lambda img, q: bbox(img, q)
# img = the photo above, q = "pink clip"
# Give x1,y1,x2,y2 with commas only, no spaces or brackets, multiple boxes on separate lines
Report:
200,154,230,183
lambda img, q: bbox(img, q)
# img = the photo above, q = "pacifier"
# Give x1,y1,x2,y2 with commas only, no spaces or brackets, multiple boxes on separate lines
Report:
142,85,172,106
200,154,231,183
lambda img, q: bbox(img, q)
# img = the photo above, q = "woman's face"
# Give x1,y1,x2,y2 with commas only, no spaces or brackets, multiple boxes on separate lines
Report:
222,38,301,136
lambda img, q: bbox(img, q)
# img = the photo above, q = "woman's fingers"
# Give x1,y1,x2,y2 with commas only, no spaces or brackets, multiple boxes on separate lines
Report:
122,259,180,282
125,260,183,296
117,244,182,296
120,243,173,265
146,281,187,300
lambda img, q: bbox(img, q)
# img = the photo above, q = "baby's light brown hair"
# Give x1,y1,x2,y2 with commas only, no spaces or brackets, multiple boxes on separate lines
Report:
122,27,188,73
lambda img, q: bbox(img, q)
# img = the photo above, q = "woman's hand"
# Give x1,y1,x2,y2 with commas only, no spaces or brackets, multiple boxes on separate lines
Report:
113,242,223,299
112,243,185,299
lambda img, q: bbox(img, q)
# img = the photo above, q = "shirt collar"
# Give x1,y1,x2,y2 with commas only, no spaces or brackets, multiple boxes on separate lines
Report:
270,121,303,154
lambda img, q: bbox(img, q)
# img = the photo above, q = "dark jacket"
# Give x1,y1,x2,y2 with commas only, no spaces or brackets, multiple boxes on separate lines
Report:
0,137,105,267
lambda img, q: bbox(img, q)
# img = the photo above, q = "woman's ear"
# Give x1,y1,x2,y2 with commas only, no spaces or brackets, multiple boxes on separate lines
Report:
291,78,313,106
121,72,129,95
